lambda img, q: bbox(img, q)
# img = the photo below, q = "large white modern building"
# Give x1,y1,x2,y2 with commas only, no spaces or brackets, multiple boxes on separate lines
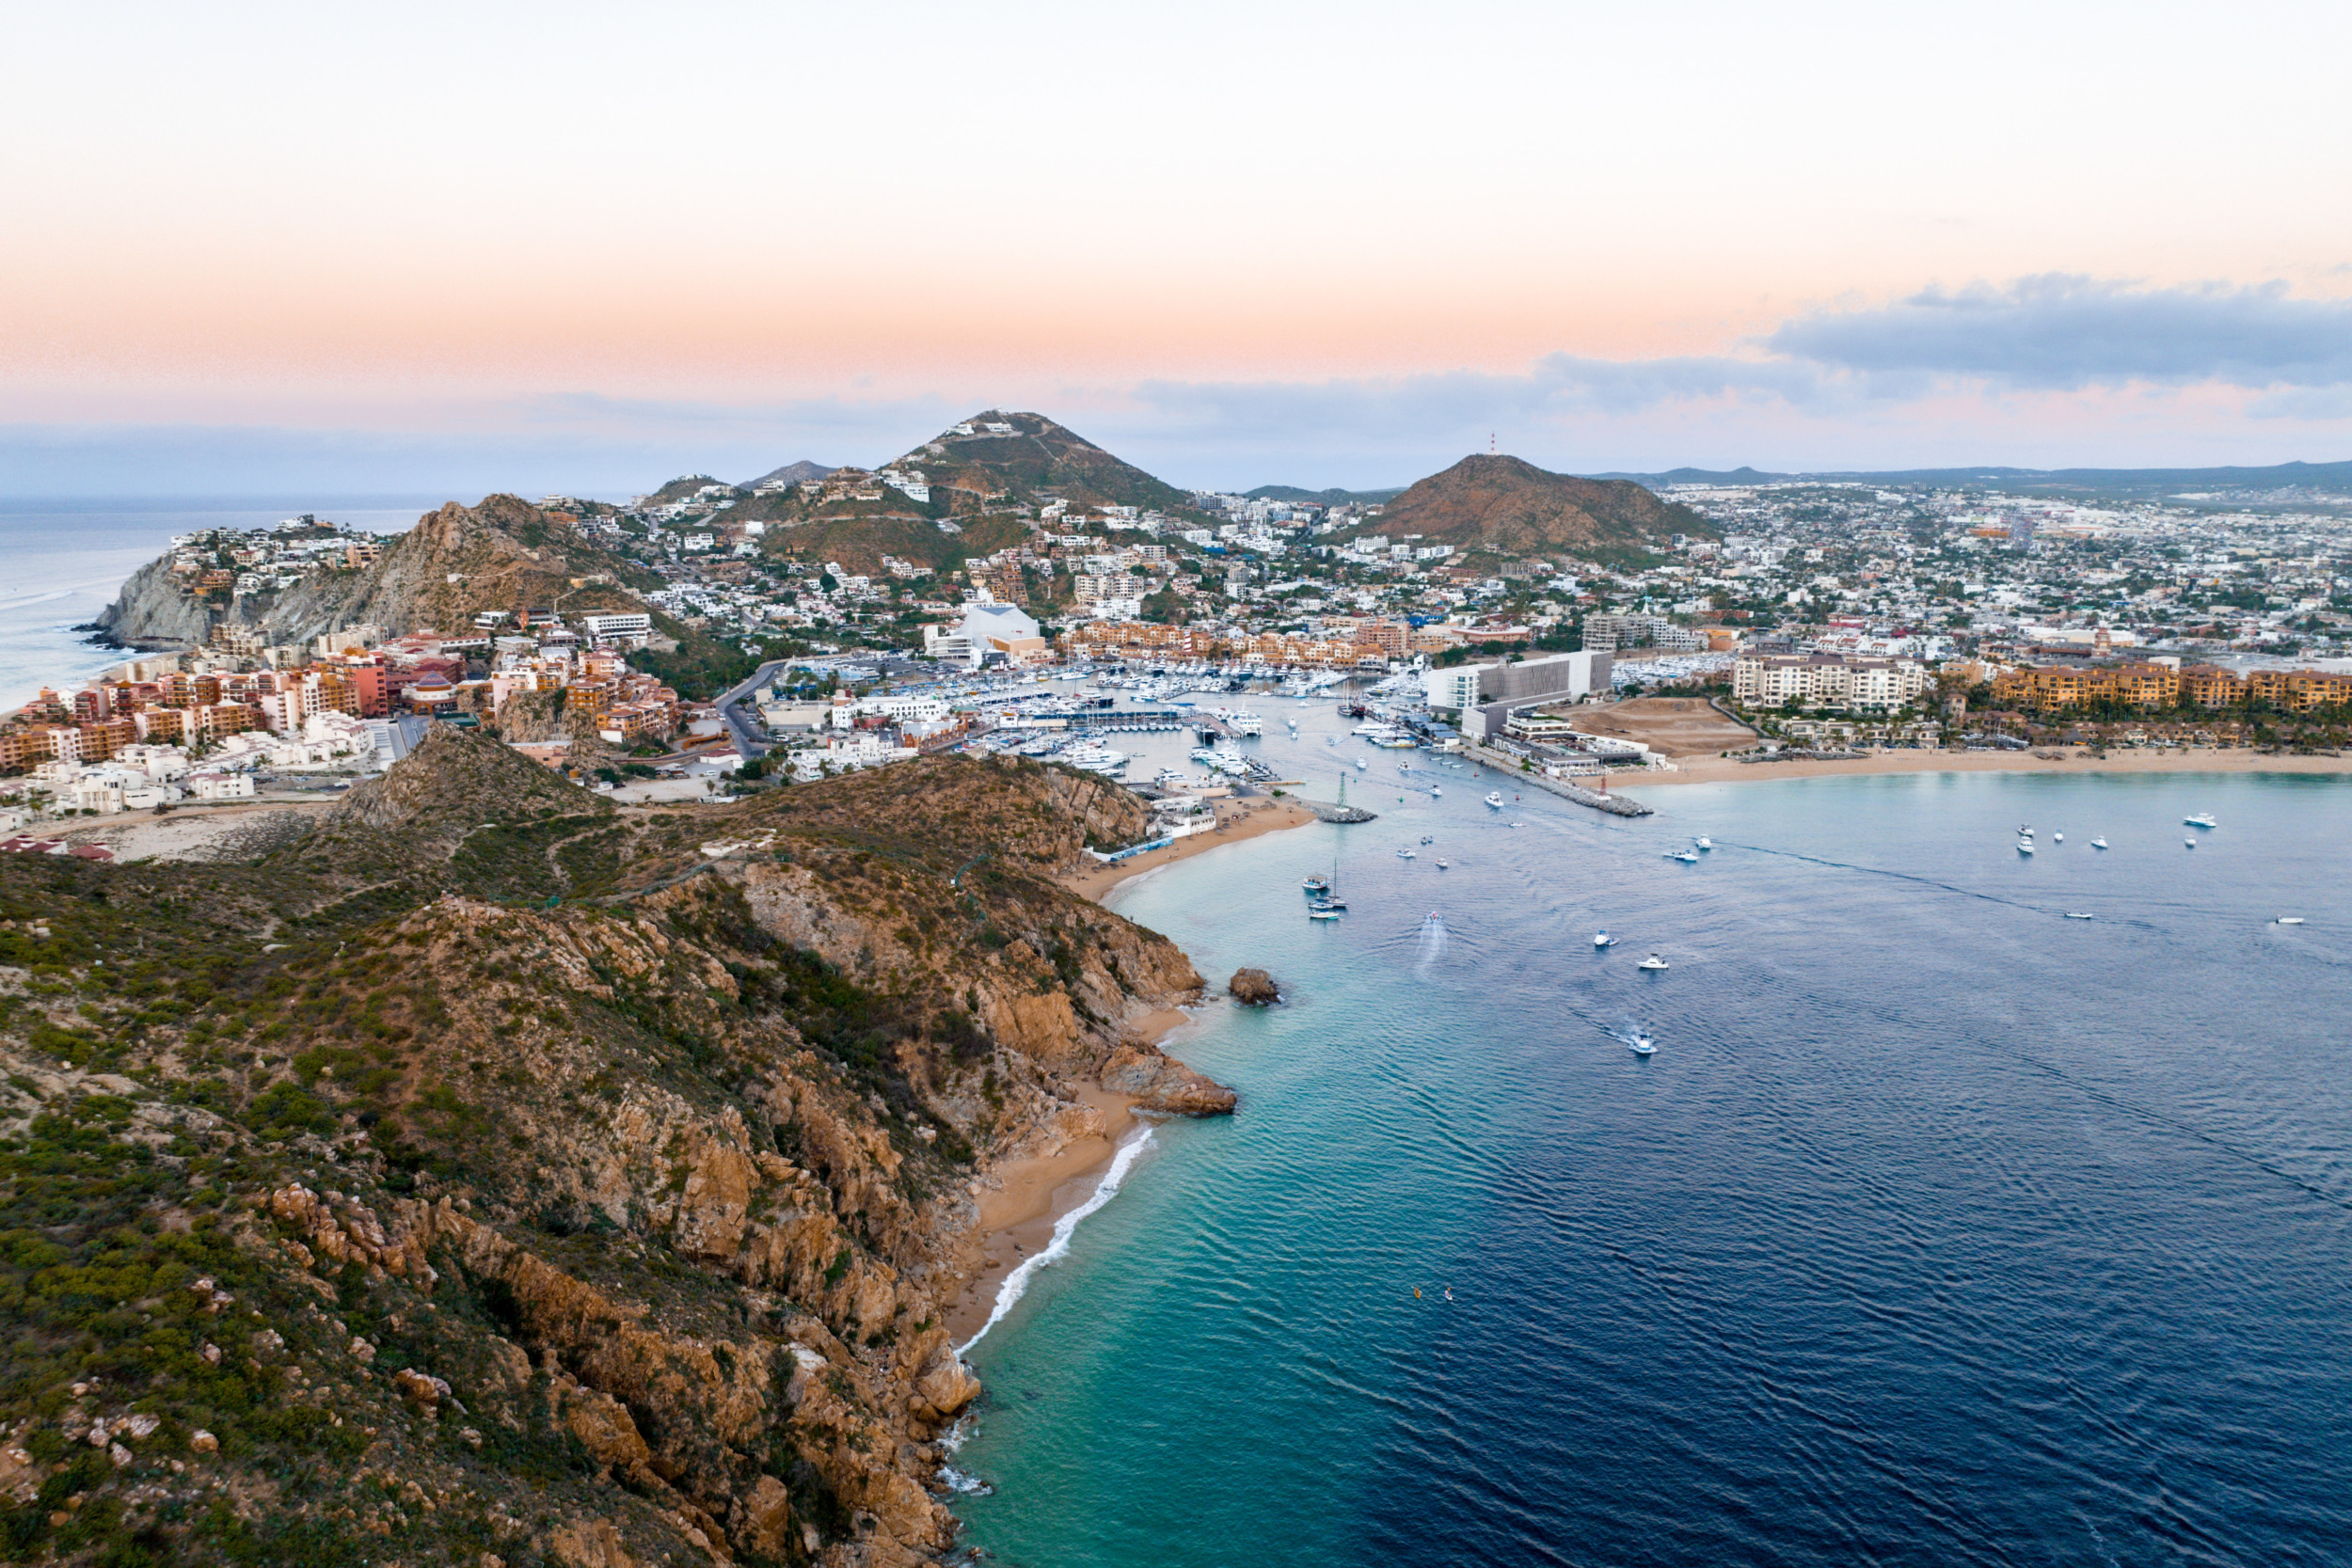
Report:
923,604,1047,668
1733,653,1929,711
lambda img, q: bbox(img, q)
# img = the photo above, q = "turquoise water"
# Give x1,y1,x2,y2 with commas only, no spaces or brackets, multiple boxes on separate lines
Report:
951,737,2352,1566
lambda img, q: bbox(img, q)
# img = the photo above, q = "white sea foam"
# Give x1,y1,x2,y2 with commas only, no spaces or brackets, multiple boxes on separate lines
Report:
956,1123,1158,1356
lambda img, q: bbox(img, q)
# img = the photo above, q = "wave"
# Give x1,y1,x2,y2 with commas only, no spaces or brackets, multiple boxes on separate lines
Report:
957,1123,1159,1355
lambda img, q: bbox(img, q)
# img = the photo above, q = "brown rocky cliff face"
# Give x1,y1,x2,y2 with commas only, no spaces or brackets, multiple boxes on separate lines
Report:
0,750,1231,1568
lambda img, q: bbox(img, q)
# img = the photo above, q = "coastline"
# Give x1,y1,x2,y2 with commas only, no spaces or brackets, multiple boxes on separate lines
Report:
1621,746,2352,790
945,1084,1145,1345
1057,796,1317,901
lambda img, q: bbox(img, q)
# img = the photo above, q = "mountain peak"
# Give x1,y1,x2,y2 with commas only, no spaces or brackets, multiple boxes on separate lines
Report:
1343,453,1715,560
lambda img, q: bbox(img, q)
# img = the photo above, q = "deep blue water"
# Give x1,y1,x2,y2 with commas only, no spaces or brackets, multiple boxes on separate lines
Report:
950,721,2352,1566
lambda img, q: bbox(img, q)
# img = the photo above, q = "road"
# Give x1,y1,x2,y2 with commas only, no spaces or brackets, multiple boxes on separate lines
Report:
714,659,794,757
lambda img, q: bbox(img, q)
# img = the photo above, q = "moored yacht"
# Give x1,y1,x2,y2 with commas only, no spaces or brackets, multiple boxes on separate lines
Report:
1638,953,1669,971
1593,931,1615,948
2090,836,2109,849
1485,792,1505,808
2185,814,2218,829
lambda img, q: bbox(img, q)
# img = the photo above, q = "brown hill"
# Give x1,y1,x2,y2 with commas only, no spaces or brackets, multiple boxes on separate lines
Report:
0,747,1227,1566
896,410,1200,518
1346,454,1714,560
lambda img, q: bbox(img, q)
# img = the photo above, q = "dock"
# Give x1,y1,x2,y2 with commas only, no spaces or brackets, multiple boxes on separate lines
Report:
1464,743,1654,816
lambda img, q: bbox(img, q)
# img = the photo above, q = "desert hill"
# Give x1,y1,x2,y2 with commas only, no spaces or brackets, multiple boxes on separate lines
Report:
894,410,1199,518
1340,453,1714,560
643,473,742,506
0,741,1228,1565
98,494,657,650
743,459,835,489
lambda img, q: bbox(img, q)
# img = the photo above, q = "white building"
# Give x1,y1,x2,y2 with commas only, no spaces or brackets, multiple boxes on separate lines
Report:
922,603,1046,668
1733,654,1930,711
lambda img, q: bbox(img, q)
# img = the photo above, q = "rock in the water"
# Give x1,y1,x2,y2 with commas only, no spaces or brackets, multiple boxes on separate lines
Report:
1098,1044,1238,1116
1228,968,1279,1006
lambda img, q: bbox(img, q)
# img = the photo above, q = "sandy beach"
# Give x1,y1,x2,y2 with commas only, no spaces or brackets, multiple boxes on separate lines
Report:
945,1082,1146,1344
1624,746,2352,790
1057,796,1316,902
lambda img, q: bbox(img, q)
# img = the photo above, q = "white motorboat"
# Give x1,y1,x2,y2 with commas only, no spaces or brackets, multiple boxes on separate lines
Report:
1429,784,1442,797
1437,858,1450,868
1357,758,1369,769
2065,911,2093,920
2185,837,2197,848
2185,814,2217,829
2090,836,2109,849
1693,836,1713,850
1307,907,1343,921
2053,832,2063,843
1629,1034,1657,1057
2278,916,2306,925
2019,824,2033,837
1637,953,1669,971
1485,792,1505,809
1397,847,1416,859
2016,839,2035,855
1593,931,1615,949
1667,850,1701,863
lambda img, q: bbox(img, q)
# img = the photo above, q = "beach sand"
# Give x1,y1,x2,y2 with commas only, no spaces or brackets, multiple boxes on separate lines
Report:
945,1083,1146,1344
1057,797,1316,902
1625,746,2352,790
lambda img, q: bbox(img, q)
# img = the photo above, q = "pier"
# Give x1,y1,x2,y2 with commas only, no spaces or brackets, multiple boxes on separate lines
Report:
1464,743,1654,816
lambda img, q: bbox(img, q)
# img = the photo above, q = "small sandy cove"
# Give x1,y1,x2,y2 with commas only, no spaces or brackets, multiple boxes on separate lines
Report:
1056,795,1316,902
1629,746,2352,789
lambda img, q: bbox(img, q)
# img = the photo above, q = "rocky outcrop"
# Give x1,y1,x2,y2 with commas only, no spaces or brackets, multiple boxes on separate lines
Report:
1228,968,1279,1005
92,555,234,647
1097,1042,1238,1115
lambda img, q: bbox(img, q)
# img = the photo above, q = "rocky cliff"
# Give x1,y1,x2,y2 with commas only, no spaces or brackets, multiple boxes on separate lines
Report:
0,736,1225,1566
96,495,656,650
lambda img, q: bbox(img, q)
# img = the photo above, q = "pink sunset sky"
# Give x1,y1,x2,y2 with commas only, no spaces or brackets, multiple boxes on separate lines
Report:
5,0,2350,495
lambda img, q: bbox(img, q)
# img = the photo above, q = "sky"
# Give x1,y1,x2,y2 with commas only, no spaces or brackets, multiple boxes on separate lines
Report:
5,0,2351,498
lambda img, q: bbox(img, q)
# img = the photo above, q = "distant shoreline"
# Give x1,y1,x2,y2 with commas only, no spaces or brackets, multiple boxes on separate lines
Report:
1623,746,2352,790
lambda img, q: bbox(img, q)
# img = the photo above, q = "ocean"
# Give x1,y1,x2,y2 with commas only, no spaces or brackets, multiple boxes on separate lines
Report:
0,502,428,713
950,712,2352,1565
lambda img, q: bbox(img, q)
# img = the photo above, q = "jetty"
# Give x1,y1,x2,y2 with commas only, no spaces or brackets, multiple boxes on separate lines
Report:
1464,743,1654,816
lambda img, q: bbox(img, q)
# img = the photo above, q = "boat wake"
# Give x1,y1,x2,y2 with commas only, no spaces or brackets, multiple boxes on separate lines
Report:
957,1123,1159,1355
1416,911,1449,974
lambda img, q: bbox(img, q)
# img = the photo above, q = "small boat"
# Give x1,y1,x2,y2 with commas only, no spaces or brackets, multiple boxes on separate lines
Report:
2064,911,2093,921
1437,858,1450,869
2185,838,2197,848
1666,850,1700,863
1484,792,1504,809
1637,953,1669,971
1693,836,1713,850
1307,907,1343,921
1303,875,1330,894
2016,839,2035,855
2090,837,2109,849
2019,825,2034,837
2278,916,2305,926
2053,832,2063,843
1593,931,1615,949
1429,785,1442,797
1397,847,1416,859
1420,835,1434,845
1357,758,1368,770
2185,814,2217,829
1629,1034,1657,1057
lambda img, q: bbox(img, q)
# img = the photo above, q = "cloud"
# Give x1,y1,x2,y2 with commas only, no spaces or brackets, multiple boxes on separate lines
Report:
1767,275,2352,390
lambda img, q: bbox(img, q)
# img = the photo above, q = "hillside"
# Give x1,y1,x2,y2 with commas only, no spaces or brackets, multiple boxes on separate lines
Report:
1338,454,1714,561
0,736,1226,1567
892,411,1200,519
644,474,742,506
743,461,835,489
98,495,658,650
